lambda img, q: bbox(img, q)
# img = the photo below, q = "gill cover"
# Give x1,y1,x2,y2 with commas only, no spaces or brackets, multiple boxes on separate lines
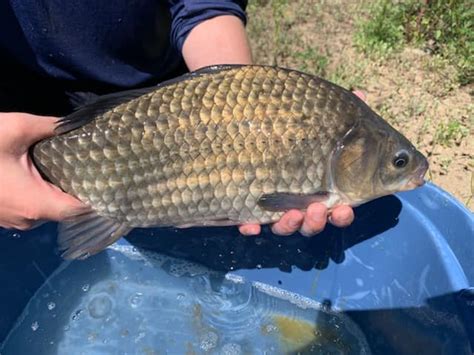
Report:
331,121,385,203
331,112,428,205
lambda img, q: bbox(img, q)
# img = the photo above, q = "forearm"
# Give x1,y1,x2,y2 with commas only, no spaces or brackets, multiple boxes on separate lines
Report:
182,15,253,71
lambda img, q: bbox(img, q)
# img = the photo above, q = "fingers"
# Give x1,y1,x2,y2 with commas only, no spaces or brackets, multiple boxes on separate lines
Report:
237,204,355,238
329,205,354,228
0,185,87,230
0,161,88,230
271,209,304,236
34,182,89,222
300,203,327,237
0,206,46,230
238,224,261,236
0,113,58,152
17,114,59,145
353,90,367,102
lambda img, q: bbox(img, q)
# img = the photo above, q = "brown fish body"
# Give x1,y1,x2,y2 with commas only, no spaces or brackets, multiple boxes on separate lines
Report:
32,65,428,259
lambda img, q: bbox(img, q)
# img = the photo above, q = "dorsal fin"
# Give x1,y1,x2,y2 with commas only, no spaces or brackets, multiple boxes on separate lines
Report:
192,64,246,74
56,86,156,134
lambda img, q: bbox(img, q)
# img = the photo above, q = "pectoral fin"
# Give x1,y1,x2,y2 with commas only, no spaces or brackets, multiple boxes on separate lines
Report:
257,192,329,212
58,211,132,260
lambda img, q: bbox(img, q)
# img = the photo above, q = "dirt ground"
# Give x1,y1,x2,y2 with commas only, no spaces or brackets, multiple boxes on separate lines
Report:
246,0,473,209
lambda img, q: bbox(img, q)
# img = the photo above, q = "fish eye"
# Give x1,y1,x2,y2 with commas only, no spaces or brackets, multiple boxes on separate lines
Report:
393,151,409,168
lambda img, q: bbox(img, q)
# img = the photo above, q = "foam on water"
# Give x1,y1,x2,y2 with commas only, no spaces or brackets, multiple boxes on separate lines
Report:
1,245,371,354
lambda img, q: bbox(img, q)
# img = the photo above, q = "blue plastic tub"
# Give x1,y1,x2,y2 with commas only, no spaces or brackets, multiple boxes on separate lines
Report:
0,183,473,354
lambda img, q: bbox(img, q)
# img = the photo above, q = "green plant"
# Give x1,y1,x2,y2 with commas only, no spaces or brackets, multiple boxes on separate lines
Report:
407,0,474,85
354,0,408,56
434,119,469,147
295,48,329,76
328,63,365,91
270,0,290,65
355,0,473,84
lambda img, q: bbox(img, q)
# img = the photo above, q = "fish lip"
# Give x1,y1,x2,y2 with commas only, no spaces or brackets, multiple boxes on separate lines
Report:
409,159,429,187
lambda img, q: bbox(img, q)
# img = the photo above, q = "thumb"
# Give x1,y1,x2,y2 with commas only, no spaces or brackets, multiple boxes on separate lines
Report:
17,113,60,146
0,113,60,150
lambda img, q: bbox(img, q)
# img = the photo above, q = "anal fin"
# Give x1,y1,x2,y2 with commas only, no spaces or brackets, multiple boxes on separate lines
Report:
58,211,132,260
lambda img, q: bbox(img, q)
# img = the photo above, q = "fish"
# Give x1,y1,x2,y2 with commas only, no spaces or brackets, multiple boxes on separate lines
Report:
32,65,429,260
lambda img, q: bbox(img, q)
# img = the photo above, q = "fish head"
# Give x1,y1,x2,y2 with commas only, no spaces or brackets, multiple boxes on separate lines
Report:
330,114,429,205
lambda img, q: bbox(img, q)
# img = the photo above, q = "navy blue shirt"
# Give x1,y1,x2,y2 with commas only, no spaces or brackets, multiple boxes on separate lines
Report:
0,0,247,91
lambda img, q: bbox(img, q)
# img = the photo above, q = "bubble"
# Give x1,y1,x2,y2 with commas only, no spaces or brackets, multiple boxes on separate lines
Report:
263,324,277,333
176,293,186,301
87,332,98,342
129,292,143,308
11,233,21,239
221,342,242,355
253,281,323,310
31,321,39,331
200,331,218,351
71,309,83,321
167,259,209,277
47,302,56,311
82,284,90,292
256,264,262,269
88,294,113,319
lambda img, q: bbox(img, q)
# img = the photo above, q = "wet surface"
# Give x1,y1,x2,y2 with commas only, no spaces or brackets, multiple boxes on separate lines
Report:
1,246,370,354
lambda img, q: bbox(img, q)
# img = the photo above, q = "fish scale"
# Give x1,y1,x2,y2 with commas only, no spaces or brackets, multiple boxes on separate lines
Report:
32,65,428,259
35,65,353,224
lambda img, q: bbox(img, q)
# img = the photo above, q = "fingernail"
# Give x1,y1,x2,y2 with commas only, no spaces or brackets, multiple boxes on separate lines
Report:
300,229,312,238
250,226,260,235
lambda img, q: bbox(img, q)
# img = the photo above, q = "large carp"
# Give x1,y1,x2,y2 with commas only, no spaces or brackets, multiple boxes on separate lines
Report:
33,65,428,259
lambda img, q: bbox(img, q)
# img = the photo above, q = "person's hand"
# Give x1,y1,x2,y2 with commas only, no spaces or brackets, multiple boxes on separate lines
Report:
0,112,87,230
238,205,354,237
239,91,367,237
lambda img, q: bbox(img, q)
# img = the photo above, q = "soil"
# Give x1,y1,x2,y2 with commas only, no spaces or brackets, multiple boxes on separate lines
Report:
247,0,473,209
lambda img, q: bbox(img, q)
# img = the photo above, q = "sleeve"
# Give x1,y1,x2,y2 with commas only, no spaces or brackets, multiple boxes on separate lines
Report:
168,0,248,52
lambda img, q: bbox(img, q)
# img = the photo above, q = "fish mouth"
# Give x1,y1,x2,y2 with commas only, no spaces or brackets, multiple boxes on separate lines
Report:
408,159,429,188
